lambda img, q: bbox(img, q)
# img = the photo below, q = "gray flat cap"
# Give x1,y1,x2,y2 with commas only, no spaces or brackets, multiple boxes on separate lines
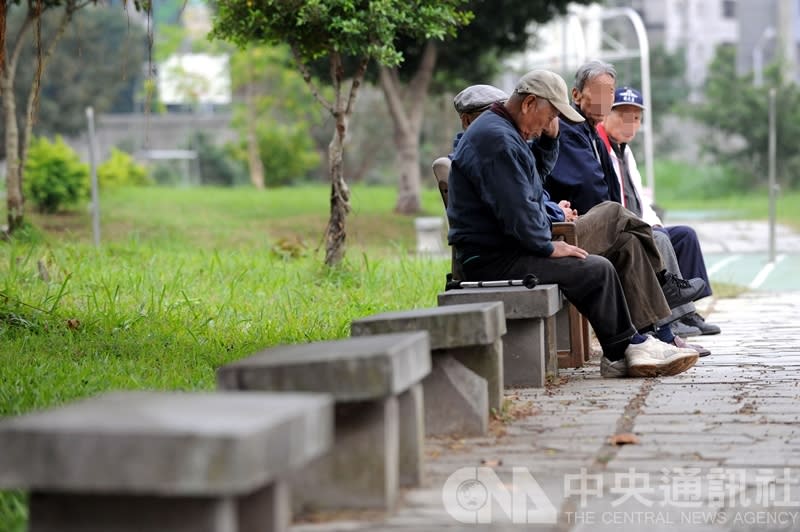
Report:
453,84,509,114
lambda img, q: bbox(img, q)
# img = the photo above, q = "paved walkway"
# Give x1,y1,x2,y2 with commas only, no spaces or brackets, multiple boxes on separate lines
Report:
294,290,800,532
668,219,800,291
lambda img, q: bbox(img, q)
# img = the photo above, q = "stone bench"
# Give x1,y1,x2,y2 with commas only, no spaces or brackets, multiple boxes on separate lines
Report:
438,285,562,388
0,391,333,532
217,332,430,513
350,302,505,437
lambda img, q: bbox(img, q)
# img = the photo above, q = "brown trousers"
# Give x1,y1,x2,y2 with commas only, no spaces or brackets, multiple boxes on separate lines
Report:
574,201,670,330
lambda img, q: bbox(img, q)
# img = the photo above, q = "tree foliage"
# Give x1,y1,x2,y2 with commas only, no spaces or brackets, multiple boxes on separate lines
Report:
342,0,592,214
229,44,323,188
212,0,470,265
694,44,800,189
0,6,148,152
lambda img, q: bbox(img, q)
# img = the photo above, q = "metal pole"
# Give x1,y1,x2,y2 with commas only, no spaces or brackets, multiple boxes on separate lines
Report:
86,107,101,247
768,88,777,263
753,47,763,87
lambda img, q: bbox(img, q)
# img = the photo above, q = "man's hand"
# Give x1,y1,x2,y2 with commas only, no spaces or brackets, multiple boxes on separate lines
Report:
543,116,559,138
549,240,588,259
558,200,578,222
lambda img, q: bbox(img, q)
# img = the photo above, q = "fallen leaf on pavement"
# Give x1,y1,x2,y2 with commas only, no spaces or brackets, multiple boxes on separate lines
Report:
608,433,640,446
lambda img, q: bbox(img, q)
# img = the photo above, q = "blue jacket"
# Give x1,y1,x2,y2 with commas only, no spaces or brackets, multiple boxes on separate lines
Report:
447,109,557,257
451,132,566,223
545,107,620,215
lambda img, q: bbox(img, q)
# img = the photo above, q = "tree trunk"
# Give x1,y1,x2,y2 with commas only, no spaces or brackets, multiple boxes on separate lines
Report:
324,109,350,266
244,51,265,189
290,48,366,266
3,72,23,231
3,15,33,232
323,53,351,267
393,127,422,213
379,40,438,215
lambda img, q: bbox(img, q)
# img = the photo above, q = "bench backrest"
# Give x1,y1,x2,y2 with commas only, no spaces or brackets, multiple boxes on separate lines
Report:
432,157,452,208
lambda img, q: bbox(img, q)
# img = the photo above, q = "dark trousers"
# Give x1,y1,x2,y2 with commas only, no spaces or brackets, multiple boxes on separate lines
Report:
460,251,636,354
655,225,713,299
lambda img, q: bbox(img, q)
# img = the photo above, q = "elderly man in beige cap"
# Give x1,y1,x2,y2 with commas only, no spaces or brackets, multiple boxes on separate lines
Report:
446,69,698,378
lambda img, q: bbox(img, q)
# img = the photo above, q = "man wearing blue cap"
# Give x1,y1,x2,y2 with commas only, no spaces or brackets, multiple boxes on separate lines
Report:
446,69,699,378
599,86,721,337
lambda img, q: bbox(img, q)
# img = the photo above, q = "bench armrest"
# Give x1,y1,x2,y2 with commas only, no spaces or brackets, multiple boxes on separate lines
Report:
552,222,578,246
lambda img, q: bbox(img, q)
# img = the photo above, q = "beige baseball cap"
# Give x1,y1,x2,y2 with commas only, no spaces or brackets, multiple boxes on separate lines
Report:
514,70,585,123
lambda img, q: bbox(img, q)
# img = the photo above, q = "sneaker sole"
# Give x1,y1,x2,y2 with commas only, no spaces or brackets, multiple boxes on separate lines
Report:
628,353,699,378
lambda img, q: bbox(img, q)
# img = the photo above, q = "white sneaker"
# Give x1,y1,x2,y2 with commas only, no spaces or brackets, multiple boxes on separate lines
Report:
600,356,627,378
625,336,699,378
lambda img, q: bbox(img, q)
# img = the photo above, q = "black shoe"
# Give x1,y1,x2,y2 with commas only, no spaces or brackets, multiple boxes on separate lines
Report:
681,312,721,335
660,272,706,309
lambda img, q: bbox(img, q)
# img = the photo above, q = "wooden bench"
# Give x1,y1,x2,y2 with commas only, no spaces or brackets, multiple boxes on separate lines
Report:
0,391,333,532
438,284,561,387
217,332,430,512
351,302,505,437
432,156,590,368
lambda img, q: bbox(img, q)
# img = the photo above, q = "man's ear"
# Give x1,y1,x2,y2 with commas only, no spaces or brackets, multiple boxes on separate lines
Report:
521,94,536,114
571,87,579,103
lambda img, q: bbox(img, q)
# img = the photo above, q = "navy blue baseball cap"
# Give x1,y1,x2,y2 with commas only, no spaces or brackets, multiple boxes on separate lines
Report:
612,87,645,109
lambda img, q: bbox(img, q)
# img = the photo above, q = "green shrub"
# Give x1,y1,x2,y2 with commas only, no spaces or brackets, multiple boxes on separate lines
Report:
149,161,184,186
97,148,151,188
256,122,320,187
24,136,89,213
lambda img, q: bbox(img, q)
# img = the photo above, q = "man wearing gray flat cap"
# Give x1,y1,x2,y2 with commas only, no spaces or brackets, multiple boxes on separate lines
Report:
446,69,698,378
453,84,509,130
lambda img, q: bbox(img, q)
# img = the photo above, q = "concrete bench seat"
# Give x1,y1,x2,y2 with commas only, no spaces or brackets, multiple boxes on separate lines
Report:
438,284,562,388
350,302,505,437
0,391,333,532
217,332,430,513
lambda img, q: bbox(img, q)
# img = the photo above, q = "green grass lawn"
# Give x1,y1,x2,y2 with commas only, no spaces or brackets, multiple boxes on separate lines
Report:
654,159,800,229
0,184,449,531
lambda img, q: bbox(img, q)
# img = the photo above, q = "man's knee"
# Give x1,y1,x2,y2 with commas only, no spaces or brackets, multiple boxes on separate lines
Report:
670,225,697,241
583,254,616,279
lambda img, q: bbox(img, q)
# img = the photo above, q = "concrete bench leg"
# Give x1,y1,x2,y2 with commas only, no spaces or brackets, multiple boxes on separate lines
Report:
398,383,424,487
503,318,547,388
294,397,399,512
423,356,488,437
440,338,503,413
29,481,290,532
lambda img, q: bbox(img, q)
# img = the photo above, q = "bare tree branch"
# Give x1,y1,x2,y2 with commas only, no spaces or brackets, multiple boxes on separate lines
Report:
289,44,334,114
344,56,368,117
22,3,75,166
7,13,34,79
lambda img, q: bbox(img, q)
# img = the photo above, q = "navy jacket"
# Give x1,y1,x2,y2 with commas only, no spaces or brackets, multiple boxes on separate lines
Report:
451,132,566,223
447,109,558,257
546,106,620,215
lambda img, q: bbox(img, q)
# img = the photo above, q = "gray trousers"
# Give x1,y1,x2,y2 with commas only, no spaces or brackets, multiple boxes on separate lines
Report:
574,202,671,330
652,230,696,326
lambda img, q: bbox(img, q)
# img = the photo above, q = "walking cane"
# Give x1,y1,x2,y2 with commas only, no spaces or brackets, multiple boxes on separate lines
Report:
445,273,539,291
